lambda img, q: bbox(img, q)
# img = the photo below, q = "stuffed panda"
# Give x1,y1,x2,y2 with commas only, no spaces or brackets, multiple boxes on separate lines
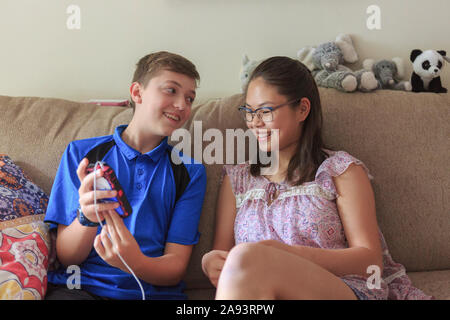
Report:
410,49,448,93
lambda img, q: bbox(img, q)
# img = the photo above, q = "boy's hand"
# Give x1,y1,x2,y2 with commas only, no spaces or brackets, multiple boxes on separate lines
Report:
201,250,229,288
94,210,143,273
77,158,120,223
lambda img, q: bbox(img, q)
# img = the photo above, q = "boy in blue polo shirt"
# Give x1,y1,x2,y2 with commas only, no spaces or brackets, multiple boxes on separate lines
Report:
44,51,206,300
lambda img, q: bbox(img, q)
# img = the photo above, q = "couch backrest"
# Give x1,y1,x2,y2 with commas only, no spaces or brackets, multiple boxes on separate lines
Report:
1,89,449,292
0,95,133,194
318,89,449,273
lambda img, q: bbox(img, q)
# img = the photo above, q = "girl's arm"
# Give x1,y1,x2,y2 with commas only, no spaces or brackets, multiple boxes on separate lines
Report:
260,163,383,278
201,174,236,286
212,174,237,251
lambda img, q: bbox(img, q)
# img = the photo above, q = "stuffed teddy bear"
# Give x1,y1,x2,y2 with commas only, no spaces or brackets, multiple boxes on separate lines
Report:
363,57,412,91
410,49,449,93
240,54,261,93
297,34,379,93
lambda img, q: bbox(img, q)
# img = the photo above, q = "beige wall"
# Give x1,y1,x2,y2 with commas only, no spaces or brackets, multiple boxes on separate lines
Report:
0,0,449,102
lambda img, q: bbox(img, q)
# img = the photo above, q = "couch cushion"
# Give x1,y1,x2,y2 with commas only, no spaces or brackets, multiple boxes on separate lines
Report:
408,270,450,300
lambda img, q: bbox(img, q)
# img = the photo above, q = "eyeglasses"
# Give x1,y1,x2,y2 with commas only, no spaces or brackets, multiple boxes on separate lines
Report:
238,99,301,122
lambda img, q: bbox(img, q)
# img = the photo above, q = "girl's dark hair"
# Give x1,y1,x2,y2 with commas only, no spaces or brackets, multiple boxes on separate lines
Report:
247,56,329,186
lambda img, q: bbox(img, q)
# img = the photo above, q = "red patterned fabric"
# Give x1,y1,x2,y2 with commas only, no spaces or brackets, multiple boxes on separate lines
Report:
0,218,49,299
0,155,50,299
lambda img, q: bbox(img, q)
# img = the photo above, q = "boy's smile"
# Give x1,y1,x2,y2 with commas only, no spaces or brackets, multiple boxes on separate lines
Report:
142,71,196,129
163,111,181,122
126,70,197,154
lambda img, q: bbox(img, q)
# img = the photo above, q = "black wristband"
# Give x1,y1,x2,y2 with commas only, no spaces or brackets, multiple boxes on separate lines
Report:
77,207,100,227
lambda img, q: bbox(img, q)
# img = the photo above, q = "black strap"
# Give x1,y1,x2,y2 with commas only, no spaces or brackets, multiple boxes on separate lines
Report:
167,149,190,203
85,140,116,165
84,140,189,204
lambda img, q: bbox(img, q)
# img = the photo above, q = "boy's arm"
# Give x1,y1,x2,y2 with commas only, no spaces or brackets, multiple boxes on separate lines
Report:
55,157,121,266
95,210,193,286
95,163,207,286
56,219,99,267
138,242,194,286
45,143,93,266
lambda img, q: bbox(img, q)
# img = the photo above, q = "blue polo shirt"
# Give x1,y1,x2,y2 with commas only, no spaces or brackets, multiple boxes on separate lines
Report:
44,125,206,300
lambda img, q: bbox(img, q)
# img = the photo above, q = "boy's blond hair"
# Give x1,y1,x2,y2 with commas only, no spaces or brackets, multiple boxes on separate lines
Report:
129,51,200,110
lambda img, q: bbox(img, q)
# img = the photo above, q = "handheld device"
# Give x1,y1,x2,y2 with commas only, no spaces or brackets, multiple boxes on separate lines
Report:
86,161,132,218
87,160,145,300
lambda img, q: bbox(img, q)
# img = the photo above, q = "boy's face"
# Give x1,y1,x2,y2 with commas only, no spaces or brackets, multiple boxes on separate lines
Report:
130,70,196,137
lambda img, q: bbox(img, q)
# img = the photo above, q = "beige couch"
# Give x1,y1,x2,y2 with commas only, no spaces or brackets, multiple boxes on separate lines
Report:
0,88,449,299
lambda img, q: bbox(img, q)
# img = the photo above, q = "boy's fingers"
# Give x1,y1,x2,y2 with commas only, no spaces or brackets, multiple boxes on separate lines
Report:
94,234,106,258
87,190,118,202
100,226,113,251
76,158,89,183
84,169,104,191
105,210,126,240
103,213,121,243
79,201,117,223
94,202,119,213
79,190,115,205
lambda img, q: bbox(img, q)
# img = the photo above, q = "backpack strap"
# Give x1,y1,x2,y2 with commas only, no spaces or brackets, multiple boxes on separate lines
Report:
85,140,116,165
167,149,190,204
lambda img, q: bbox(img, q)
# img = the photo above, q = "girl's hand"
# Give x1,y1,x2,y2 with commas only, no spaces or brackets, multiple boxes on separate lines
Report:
94,210,143,273
77,158,120,223
201,250,229,288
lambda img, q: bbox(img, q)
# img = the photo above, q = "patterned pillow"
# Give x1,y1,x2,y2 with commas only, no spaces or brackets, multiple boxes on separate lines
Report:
0,155,51,300
0,155,48,221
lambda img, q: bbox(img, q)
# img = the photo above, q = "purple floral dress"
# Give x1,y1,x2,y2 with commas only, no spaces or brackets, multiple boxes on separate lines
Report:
223,150,433,300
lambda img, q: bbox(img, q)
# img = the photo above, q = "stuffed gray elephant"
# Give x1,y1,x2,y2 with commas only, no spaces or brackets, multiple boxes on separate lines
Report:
298,34,379,93
312,42,345,72
363,58,412,91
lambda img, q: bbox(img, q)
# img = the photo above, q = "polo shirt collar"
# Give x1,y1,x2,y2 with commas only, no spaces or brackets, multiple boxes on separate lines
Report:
113,125,169,162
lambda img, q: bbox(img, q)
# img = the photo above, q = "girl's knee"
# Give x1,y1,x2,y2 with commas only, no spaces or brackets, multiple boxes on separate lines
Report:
217,243,276,299
223,242,268,274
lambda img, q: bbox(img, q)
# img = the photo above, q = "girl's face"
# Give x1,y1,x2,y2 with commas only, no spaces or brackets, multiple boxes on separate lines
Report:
245,77,310,153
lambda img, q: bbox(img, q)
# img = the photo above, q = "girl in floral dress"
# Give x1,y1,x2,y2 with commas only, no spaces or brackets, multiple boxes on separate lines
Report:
201,56,433,300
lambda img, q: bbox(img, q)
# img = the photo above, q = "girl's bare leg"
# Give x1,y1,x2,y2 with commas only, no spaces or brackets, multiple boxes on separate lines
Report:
216,242,357,300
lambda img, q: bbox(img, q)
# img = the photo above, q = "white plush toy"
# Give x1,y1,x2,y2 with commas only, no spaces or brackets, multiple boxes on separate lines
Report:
240,54,261,92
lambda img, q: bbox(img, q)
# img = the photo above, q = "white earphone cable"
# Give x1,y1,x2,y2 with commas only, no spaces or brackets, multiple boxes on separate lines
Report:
93,161,146,300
